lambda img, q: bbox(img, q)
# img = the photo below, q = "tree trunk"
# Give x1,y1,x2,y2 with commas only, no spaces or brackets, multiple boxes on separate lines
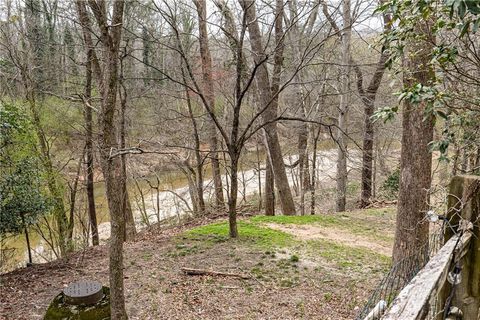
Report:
119,60,136,242
392,21,435,265
84,48,99,246
356,7,391,208
67,153,83,249
76,1,128,318
182,65,205,214
228,156,239,238
194,0,225,209
298,120,309,215
255,136,263,211
22,214,32,265
264,148,275,216
310,127,321,215
335,0,352,212
286,0,312,216
240,0,296,215
360,98,375,207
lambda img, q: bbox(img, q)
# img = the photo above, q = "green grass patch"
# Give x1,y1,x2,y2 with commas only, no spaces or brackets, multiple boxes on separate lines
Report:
184,221,295,249
250,214,340,225
307,238,391,271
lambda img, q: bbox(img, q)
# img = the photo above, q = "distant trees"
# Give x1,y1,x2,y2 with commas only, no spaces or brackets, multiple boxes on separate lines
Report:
0,0,72,256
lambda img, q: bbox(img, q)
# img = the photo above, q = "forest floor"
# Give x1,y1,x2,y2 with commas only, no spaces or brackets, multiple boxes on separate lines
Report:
0,206,396,320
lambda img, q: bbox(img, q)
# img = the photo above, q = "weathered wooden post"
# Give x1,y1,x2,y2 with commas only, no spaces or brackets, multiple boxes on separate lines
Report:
444,175,480,319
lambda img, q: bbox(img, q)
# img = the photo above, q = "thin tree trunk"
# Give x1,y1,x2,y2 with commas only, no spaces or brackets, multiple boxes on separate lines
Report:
27,97,69,255
23,2,69,254
182,65,205,214
119,59,136,242
310,126,321,215
355,7,391,208
22,214,32,265
84,48,99,246
264,135,275,216
228,156,239,238
360,99,375,207
194,0,224,209
67,151,84,247
335,0,351,212
298,123,308,215
392,21,435,265
286,0,312,216
255,136,263,211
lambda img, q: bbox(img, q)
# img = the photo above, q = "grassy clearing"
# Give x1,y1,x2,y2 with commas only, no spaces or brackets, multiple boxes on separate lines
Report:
179,208,394,273
184,221,295,249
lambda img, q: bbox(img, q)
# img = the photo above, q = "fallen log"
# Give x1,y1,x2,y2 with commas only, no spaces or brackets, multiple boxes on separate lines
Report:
181,267,250,279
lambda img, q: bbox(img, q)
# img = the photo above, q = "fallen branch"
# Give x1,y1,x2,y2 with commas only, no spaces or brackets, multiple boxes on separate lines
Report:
181,267,250,279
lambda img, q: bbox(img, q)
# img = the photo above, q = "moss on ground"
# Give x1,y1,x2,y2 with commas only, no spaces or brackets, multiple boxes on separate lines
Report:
184,221,295,249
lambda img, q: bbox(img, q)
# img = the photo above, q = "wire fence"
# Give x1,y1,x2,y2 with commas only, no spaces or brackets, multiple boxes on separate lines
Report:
355,229,445,320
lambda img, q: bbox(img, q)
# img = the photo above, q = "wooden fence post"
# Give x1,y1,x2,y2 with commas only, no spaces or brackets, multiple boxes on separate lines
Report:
444,175,480,319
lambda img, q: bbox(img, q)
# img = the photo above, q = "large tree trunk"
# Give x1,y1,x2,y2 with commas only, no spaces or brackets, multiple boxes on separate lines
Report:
239,0,296,215
194,0,225,210
335,0,351,213
84,48,99,246
392,21,435,265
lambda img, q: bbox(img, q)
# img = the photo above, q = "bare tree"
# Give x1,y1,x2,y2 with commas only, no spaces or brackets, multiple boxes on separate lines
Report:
75,1,128,318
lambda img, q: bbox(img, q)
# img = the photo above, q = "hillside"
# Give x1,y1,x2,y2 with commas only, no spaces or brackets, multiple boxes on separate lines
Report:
0,207,395,320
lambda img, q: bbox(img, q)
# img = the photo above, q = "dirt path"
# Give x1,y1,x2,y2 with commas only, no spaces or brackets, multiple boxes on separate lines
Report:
265,223,392,256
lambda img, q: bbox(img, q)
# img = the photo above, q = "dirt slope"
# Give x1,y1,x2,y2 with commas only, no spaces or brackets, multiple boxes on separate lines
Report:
0,208,395,320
